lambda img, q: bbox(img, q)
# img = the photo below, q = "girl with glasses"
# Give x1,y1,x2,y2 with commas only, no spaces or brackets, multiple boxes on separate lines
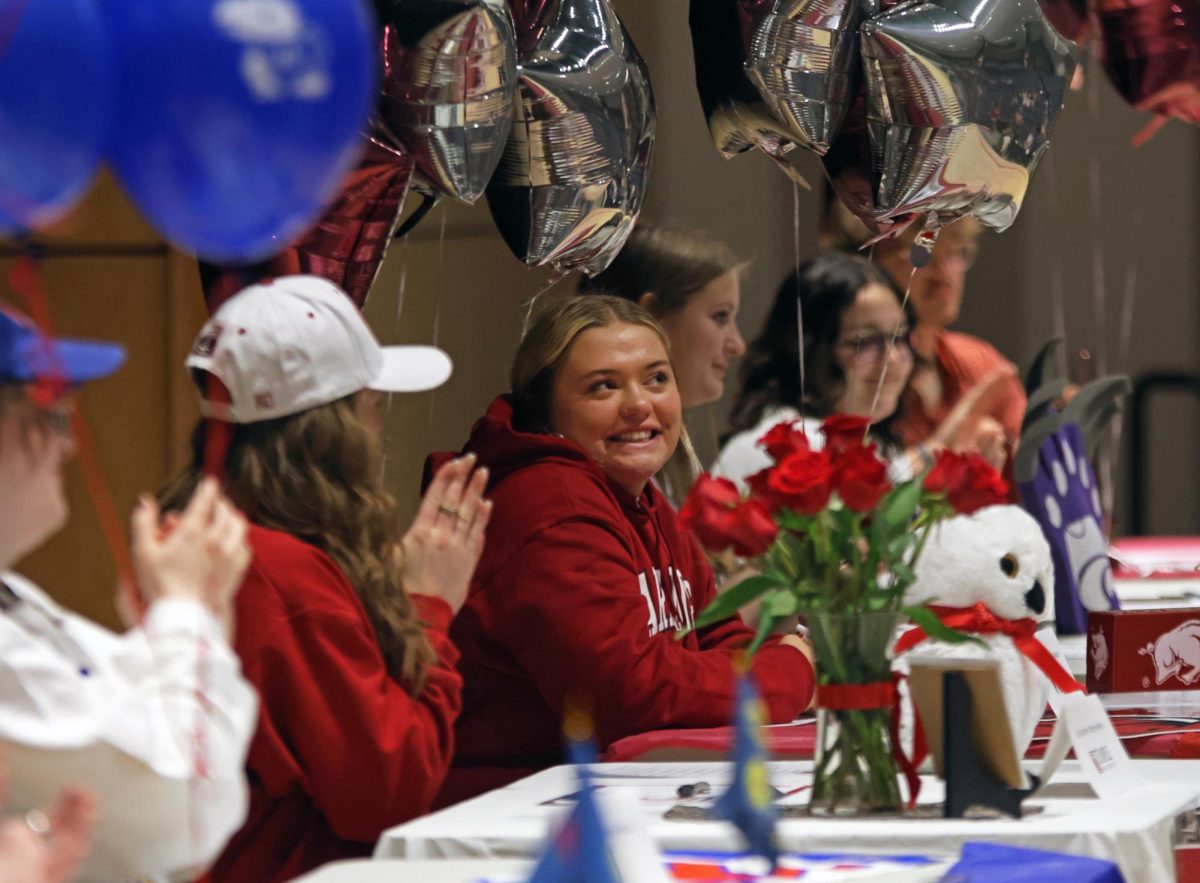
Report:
715,252,1007,494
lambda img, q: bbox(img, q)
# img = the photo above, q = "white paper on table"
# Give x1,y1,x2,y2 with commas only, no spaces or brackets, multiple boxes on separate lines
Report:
595,788,673,883
1058,693,1145,798
1037,712,1074,785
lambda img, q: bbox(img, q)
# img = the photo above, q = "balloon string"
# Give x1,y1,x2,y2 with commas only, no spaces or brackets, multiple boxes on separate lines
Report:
1044,152,1068,378
792,181,806,423
7,255,142,620
428,206,447,455
1085,52,1114,527
865,224,934,439
381,235,409,485
521,270,566,339
1085,52,1107,380
1108,208,1142,531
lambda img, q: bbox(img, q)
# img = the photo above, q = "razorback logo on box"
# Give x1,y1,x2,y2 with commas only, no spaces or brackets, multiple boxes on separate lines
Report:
1088,609,1200,692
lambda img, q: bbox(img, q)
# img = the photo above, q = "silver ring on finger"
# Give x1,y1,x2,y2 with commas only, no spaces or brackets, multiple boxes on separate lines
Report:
25,809,52,850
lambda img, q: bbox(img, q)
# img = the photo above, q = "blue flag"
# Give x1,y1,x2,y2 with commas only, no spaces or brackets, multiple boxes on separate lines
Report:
946,842,1124,882
712,672,779,866
527,737,620,883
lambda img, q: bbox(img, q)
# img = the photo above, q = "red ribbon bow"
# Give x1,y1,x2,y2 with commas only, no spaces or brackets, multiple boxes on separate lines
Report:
894,603,1085,696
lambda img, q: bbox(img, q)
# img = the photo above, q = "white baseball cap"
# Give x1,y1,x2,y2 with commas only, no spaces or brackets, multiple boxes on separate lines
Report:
186,275,452,423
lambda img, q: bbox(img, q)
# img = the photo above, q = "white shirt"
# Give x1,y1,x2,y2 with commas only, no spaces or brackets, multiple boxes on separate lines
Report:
0,572,258,882
712,406,914,494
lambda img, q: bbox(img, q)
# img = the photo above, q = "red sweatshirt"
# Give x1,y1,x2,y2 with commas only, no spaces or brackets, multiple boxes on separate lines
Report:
432,396,815,807
210,526,461,883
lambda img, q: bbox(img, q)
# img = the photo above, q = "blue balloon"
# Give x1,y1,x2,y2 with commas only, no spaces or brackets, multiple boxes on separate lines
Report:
0,0,112,234
104,0,376,262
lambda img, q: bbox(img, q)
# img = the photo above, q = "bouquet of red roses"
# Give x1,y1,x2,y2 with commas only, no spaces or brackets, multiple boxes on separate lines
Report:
680,414,1008,814
680,414,1009,645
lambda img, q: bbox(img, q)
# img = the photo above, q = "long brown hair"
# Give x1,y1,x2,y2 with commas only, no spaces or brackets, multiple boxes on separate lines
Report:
577,221,745,317
510,294,700,493
577,225,742,502
160,392,436,691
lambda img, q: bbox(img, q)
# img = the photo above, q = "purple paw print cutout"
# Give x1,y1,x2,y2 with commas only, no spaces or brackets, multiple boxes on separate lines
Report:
1019,423,1119,633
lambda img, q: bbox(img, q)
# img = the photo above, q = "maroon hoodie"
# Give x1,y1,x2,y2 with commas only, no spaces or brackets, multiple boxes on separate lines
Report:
430,395,815,806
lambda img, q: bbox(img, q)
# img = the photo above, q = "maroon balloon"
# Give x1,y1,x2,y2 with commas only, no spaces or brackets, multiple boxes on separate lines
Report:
1096,0,1200,139
199,122,414,313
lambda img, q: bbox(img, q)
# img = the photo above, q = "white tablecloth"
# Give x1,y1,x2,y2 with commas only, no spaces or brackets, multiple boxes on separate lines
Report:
376,760,1200,883
295,857,952,883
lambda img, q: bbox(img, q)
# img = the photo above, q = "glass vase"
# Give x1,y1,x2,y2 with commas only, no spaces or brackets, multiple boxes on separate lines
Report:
806,610,903,816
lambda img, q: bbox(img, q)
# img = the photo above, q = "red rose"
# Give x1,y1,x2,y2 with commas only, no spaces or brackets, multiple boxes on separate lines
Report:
757,420,810,461
948,455,1009,515
763,448,833,515
726,499,778,557
746,466,781,511
924,450,1009,515
831,443,891,512
679,474,742,551
924,449,968,495
821,414,871,456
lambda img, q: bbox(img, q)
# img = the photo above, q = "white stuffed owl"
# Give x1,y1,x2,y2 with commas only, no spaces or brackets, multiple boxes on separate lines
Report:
895,504,1057,757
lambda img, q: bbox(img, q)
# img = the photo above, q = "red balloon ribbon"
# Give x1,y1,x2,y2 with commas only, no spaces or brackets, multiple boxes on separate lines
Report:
894,603,1085,695
7,256,143,620
817,674,928,808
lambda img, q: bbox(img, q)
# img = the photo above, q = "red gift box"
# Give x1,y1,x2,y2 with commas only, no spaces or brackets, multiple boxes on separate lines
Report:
1088,609,1200,693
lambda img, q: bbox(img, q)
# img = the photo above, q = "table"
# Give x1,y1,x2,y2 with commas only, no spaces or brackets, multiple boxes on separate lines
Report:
603,705,1200,764
295,856,954,883
376,760,1200,883
293,859,531,883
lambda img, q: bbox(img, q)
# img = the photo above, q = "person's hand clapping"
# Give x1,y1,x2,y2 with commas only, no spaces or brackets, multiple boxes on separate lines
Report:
401,455,492,615
0,751,95,883
959,415,1008,472
130,477,252,627
930,365,1017,454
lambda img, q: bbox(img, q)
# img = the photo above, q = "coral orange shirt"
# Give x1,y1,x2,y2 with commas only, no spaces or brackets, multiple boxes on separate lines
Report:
895,331,1026,498
895,331,1026,447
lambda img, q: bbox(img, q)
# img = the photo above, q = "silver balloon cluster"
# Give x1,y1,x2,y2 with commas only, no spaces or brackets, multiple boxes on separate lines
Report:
374,0,653,276
487,0,656,276
380,0,518,204
745,0,865,156
697,0,1078,236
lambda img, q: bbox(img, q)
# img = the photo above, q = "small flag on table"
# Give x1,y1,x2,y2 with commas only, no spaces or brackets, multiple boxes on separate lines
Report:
712,667,779,867
527,725,620,883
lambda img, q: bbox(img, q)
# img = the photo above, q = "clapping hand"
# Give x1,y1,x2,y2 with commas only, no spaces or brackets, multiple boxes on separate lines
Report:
931,365,1017,470
0,751,95,883
130,477,252,630
400,455,492,614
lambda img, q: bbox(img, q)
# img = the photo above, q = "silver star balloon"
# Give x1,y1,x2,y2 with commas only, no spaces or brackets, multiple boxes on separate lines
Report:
744,0,866,155
861,0,1077,231
379,0,518,204
487,0,655,275
689,0,812,184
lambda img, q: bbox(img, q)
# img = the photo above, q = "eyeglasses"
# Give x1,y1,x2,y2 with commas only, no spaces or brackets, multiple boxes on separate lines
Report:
836,329,914,365
33,402,74,437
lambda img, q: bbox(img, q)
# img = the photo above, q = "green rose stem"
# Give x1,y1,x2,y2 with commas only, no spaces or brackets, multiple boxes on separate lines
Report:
809,612,902,815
